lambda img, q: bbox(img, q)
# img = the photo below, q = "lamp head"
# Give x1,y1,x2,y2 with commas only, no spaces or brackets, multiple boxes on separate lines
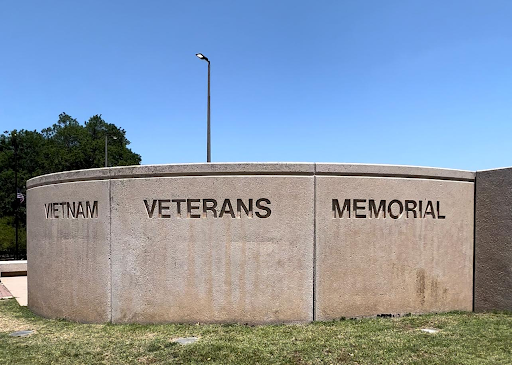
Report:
196,53,209,62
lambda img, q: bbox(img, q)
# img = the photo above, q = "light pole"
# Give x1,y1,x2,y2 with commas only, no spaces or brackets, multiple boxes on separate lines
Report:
196,53,211,163
13,133,18,260
105,135,117,167
4,130,19,259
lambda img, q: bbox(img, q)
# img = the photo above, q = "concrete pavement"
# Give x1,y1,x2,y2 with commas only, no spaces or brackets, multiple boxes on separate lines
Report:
0,276,27,306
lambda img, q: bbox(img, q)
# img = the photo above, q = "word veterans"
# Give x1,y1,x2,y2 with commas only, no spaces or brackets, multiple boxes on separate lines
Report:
144,198,272,219
45,201,98,219
332,199,446,219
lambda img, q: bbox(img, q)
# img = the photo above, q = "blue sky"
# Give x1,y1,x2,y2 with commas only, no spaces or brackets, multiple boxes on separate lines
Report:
1,1,511,170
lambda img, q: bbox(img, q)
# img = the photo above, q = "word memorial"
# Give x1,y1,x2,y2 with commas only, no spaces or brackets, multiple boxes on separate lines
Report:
332,199,446,219
143,198,272,219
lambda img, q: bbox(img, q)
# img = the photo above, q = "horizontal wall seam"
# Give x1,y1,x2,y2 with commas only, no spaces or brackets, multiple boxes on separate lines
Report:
27,172,474,189
27,172,316,188
315,172,474,182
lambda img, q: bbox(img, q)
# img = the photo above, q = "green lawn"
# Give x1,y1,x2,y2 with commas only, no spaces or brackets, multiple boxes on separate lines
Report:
1,299,511,364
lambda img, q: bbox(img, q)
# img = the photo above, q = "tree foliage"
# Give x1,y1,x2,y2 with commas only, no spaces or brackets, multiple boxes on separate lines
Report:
0,113,141,251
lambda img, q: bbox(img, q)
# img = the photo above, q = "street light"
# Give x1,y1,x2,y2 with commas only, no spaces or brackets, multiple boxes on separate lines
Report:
105,135,117,167
196,53,211,163
3,130,20,259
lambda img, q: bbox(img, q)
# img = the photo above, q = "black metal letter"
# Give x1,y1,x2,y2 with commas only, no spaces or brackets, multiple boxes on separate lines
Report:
353,199,367,218
424,200,436,218
237,199,253,218
144,199,157,218
172,199,186,218
158,199,171,218
387,200,403,219
255,198,271,218
405,200,417,218
202,199,218,218
220,199,235,218
187,199,201,218
437,201,445,219
333,199,351,218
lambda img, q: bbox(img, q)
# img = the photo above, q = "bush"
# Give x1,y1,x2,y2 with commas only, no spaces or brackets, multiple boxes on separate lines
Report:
0,216,26,252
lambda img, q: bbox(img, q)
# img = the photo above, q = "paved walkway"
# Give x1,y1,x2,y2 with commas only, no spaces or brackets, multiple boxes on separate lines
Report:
0,276,27,306
0,282,13,299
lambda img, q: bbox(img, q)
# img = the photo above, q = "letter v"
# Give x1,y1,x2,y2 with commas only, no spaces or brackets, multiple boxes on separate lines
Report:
45,203,52,219
144,199,157,218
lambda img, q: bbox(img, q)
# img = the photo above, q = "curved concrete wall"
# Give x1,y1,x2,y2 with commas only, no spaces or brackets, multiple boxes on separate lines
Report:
27,163,476,323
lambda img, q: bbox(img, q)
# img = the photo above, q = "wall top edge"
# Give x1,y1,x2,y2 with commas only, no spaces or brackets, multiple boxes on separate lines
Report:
316,163,475,181
476,166,512,173
26,162,476,189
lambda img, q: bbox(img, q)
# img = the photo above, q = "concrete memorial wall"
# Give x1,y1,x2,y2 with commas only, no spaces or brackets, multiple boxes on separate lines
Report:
25,163,508,324
474,167,512,312
315,164,474,320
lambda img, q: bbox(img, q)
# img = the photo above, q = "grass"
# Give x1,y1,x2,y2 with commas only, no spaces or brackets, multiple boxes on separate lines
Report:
0,299,511,364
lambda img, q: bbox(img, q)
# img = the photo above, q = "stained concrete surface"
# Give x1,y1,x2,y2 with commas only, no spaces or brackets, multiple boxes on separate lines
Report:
110,175,314,324
27,180,111,322
315,176,474,320
26,163,479,324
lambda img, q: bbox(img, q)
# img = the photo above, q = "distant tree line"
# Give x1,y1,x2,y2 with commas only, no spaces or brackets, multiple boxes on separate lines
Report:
0,113,141,255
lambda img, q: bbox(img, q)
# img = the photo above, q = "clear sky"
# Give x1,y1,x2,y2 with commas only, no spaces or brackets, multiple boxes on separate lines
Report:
1,1,511,170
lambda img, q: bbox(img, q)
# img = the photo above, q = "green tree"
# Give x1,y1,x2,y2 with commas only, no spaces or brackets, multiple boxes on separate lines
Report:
0,113,141,254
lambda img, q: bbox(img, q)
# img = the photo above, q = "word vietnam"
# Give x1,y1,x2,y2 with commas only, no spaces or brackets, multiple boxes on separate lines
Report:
332,199,446,219
144,198,272,219
45,201,98,219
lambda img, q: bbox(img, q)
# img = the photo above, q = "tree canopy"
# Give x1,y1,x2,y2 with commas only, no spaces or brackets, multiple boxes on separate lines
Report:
0,113,141,252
